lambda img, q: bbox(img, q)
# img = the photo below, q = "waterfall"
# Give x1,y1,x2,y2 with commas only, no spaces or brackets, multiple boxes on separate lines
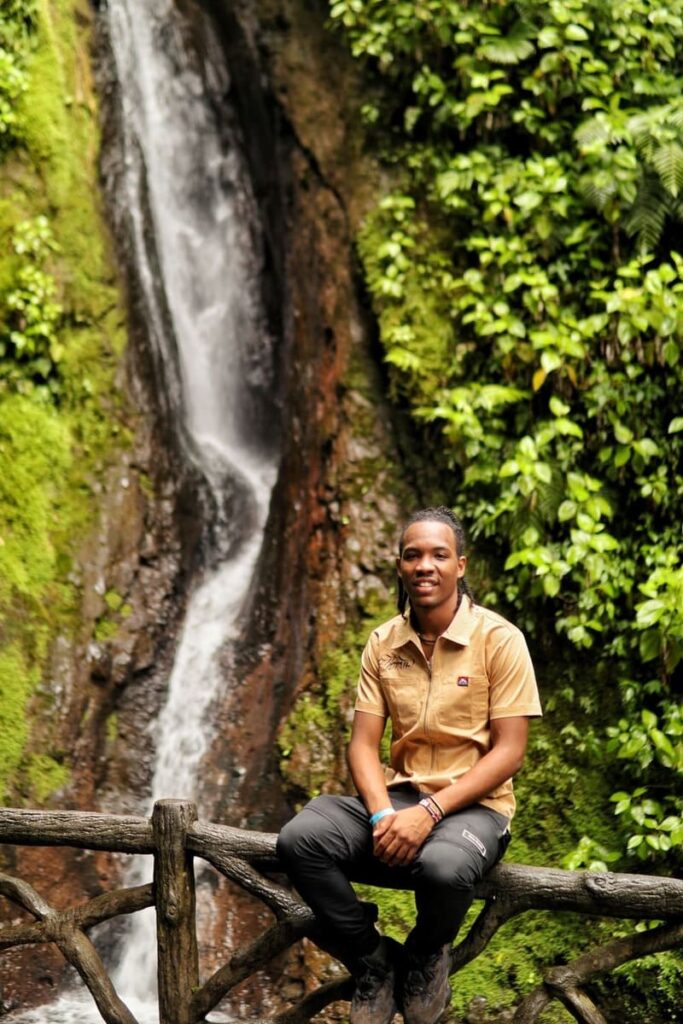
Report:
11,1,280,1020
107,0,279,1008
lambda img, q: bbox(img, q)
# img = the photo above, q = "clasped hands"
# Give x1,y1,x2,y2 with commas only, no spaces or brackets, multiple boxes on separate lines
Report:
372,805,433,866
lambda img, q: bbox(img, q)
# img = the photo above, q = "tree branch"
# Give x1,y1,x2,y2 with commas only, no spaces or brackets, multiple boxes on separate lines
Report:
0,809,153,853
188,822,278,862
198,850,305,920
476,864,683,919
70,884,155,929
513,919,683,1023
552,985,607,1024
451,896,521,973
0,871,52,919
55,929,140,1024
272,976,354,1024
0,884,154,949
191,916,311,1021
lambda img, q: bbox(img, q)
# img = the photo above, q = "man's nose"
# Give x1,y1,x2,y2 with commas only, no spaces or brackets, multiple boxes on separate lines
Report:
416,555,434,572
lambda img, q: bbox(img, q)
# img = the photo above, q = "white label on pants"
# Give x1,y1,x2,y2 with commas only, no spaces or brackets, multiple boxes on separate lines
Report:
462,829,487,858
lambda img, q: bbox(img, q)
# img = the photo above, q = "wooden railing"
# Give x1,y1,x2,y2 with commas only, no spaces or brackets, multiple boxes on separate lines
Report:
1,800,682,1024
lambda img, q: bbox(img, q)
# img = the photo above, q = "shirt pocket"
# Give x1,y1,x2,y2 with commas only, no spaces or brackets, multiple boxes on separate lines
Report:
382,674,421,732
440,673,489,727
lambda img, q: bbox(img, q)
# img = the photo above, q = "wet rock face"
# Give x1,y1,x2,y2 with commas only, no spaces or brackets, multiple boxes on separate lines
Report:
183,0,412,1003
3,0,410,1010
1,439,192,1007
197,0,408,824
0,10,205,1007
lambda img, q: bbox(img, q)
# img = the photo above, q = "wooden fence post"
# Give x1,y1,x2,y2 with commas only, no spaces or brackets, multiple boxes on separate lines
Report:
152,800,199,1024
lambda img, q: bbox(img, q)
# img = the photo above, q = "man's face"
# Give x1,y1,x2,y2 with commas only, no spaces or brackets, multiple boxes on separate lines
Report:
396,520,467,613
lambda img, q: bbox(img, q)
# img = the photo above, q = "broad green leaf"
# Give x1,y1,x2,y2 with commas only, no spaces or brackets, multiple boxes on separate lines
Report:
565,24,589,42
614,422,634,444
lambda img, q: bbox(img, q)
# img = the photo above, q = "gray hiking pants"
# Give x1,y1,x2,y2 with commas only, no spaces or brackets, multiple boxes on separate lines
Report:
276,784,510,960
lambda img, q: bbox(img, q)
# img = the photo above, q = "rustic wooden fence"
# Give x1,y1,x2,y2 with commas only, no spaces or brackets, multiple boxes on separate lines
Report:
1,799,682,1024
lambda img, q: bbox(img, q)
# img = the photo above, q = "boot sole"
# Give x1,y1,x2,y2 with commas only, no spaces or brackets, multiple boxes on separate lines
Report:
402,984,451,1024
349,999,398,1024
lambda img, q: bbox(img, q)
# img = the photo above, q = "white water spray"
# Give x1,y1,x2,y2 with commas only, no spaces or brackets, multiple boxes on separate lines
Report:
16,1,280,1020
12,0,278,1014
106,0,279,1006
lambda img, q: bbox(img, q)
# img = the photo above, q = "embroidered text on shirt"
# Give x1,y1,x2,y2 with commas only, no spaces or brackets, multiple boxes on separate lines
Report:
381,654,414,672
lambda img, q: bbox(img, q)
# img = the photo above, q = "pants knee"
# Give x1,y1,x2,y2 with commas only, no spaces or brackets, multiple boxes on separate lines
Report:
416,847,479,892
277,808,337,869
276,817,305,867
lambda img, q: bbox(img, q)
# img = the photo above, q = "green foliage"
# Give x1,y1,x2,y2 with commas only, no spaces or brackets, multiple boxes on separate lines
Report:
0,0,38,36
0,45,28,146
0,0,36,148
328,0,683,1015
0,395,70,801
0,394,71,605
0,644,36,800
279,602,395,800
1,216,64,391
23,752,69,803
609,951,683,1023
331,0,683,879
0,0,128,803
560,835,621,873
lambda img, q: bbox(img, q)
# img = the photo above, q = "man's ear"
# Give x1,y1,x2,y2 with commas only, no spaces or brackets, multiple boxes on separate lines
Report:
457,555,467,578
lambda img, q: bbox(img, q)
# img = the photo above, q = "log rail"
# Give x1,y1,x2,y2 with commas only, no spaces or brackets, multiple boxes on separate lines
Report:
1,801,682,1024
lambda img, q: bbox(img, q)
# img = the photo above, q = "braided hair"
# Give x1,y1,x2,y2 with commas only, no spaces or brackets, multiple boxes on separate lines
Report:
396,506,475,615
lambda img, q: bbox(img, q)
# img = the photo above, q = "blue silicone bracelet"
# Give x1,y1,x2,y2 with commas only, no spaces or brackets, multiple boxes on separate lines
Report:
369,807,395,826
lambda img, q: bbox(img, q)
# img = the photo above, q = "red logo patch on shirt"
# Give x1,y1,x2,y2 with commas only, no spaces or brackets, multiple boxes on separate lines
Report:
457,676,469,687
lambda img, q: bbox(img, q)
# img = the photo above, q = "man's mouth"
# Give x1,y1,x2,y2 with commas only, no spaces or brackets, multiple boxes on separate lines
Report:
413,580,438,592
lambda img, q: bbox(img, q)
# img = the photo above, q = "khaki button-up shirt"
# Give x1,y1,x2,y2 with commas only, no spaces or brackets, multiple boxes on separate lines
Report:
354,598,542,820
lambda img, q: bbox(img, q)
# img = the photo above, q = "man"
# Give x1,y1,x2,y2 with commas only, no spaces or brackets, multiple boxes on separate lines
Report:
277,507,541,1024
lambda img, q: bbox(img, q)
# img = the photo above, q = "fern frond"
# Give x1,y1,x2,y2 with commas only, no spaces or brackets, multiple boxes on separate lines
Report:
479,22,535,65
651,143,683,198
632,75,680,99
624,174,670,253
578,172,617,212
507,503,545,548
666,104,683,132
670,193,683,225
575,115,612,150
537,469,566,525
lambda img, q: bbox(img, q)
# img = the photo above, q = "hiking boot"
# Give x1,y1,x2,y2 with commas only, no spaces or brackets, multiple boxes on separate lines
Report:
350,935,400,1024
400,944,452,1024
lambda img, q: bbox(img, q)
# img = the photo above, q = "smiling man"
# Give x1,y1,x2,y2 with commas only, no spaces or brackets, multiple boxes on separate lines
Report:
277,507,542,1024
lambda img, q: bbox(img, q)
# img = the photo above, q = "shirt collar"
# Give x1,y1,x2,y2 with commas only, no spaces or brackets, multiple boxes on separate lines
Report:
390,597,476,649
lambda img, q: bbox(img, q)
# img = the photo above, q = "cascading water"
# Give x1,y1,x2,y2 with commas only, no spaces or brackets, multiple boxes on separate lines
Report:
13,1,279,1021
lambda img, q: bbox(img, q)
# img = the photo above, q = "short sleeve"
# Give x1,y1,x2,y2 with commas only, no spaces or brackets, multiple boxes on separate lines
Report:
488,629,542,719
354,632,388,719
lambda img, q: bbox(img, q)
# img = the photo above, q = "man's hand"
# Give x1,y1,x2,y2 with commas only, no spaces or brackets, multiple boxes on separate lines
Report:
372,805,434,866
